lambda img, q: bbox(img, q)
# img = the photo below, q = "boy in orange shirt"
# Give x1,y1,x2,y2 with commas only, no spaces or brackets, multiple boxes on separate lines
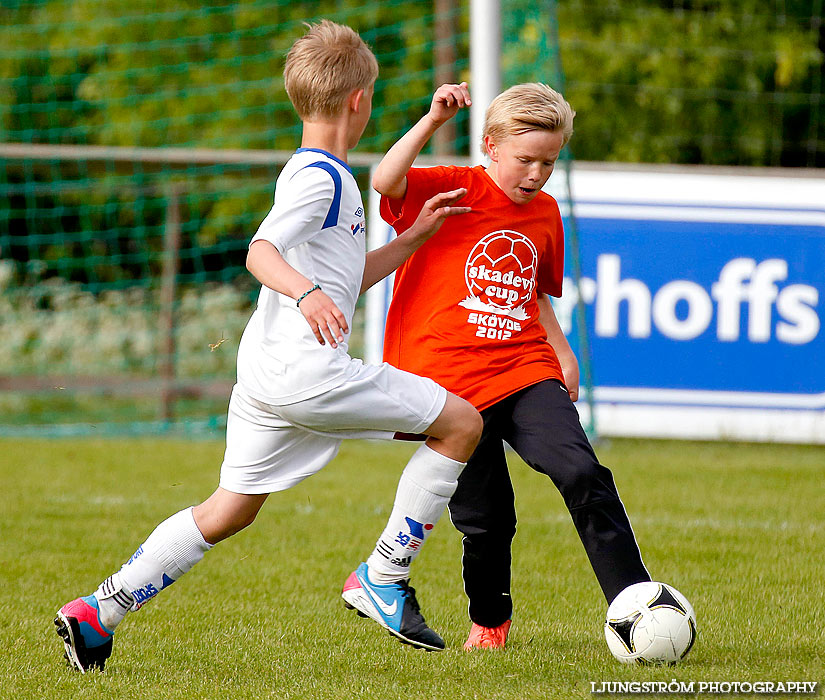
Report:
372,82,651,649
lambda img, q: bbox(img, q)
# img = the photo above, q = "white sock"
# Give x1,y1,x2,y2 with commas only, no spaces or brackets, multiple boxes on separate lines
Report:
366,444,465,584
94,507,212,630
93,572,133,631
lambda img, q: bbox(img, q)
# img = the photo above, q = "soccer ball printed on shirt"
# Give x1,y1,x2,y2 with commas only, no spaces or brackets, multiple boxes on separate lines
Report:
604,581,697,666
460,230,538,321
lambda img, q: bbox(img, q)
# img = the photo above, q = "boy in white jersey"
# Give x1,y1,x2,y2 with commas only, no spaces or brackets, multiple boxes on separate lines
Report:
54,20,482,672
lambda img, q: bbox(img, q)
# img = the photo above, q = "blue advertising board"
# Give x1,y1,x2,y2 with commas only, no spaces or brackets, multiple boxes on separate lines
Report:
552,167,825,442
563,216,824,397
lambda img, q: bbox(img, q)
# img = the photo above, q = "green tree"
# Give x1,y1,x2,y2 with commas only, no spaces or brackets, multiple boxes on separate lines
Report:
542,0,824,166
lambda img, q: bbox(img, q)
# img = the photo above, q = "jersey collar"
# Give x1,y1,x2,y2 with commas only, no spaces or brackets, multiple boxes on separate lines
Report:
296,147,353,175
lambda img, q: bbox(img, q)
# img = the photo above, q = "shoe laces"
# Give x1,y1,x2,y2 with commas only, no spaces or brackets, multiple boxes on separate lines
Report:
467,620,509,648
479,626,498,645
395,580,419,612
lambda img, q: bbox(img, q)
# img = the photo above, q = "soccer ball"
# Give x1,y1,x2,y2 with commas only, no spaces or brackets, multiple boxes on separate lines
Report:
604,582,696,665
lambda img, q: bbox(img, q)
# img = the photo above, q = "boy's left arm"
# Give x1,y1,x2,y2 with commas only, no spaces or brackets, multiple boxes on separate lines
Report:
360,188,469,294
538,294,580,402
372,82,471,200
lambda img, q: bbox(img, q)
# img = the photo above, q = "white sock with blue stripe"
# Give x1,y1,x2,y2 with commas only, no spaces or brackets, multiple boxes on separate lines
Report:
95,507,211,630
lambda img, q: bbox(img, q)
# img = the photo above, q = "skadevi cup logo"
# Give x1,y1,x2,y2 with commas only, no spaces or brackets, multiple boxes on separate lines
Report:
459,230,538,320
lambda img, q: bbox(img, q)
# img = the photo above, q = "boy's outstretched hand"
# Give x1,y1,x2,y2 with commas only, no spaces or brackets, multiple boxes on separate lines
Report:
359,188,471,296
428,82,472,127
301,189,469,345
406,188,471,242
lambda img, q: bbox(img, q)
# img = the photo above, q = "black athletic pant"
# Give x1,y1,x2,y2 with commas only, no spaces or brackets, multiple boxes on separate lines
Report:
448,379,650,628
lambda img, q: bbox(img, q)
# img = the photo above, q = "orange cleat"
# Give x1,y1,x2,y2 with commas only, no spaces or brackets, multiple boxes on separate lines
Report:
463,619,511,650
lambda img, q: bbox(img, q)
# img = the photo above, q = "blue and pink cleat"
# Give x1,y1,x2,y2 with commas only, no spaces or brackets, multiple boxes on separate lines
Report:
54,595,114,672
342,562,445,651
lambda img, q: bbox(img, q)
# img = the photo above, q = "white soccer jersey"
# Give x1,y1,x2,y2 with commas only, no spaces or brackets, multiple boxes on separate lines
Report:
236,148,368,404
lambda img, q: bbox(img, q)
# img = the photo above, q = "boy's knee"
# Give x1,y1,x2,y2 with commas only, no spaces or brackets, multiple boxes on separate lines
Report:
446,401,482,458
459,400,483,447
425,394,482,461
557,460,619,507
461,521,517,545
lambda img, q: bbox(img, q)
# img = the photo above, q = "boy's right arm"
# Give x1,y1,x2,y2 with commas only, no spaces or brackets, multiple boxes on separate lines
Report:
360,188,469,294
372,82,472,200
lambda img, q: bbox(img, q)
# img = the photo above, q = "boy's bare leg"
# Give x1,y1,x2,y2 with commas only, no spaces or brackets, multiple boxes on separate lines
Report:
193,489,269,544
343,393,481,650
422,393,483,463
55,489,266,672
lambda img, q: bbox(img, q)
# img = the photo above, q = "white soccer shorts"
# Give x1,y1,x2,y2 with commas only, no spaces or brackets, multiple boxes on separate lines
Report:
219,361,447,494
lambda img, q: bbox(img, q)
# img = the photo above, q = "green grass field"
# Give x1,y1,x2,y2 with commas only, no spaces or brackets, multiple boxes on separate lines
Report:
1,436,823,699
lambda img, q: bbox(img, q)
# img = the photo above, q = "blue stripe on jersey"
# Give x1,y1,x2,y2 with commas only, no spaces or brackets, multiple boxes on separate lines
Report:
304,161,342,230
296,147,353,175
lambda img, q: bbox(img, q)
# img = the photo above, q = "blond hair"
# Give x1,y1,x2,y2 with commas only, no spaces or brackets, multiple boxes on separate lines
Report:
284,20,379,120
481,83,575,156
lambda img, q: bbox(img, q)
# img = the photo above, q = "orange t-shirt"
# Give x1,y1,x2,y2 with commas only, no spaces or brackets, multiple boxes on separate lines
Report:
380,165,566,411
